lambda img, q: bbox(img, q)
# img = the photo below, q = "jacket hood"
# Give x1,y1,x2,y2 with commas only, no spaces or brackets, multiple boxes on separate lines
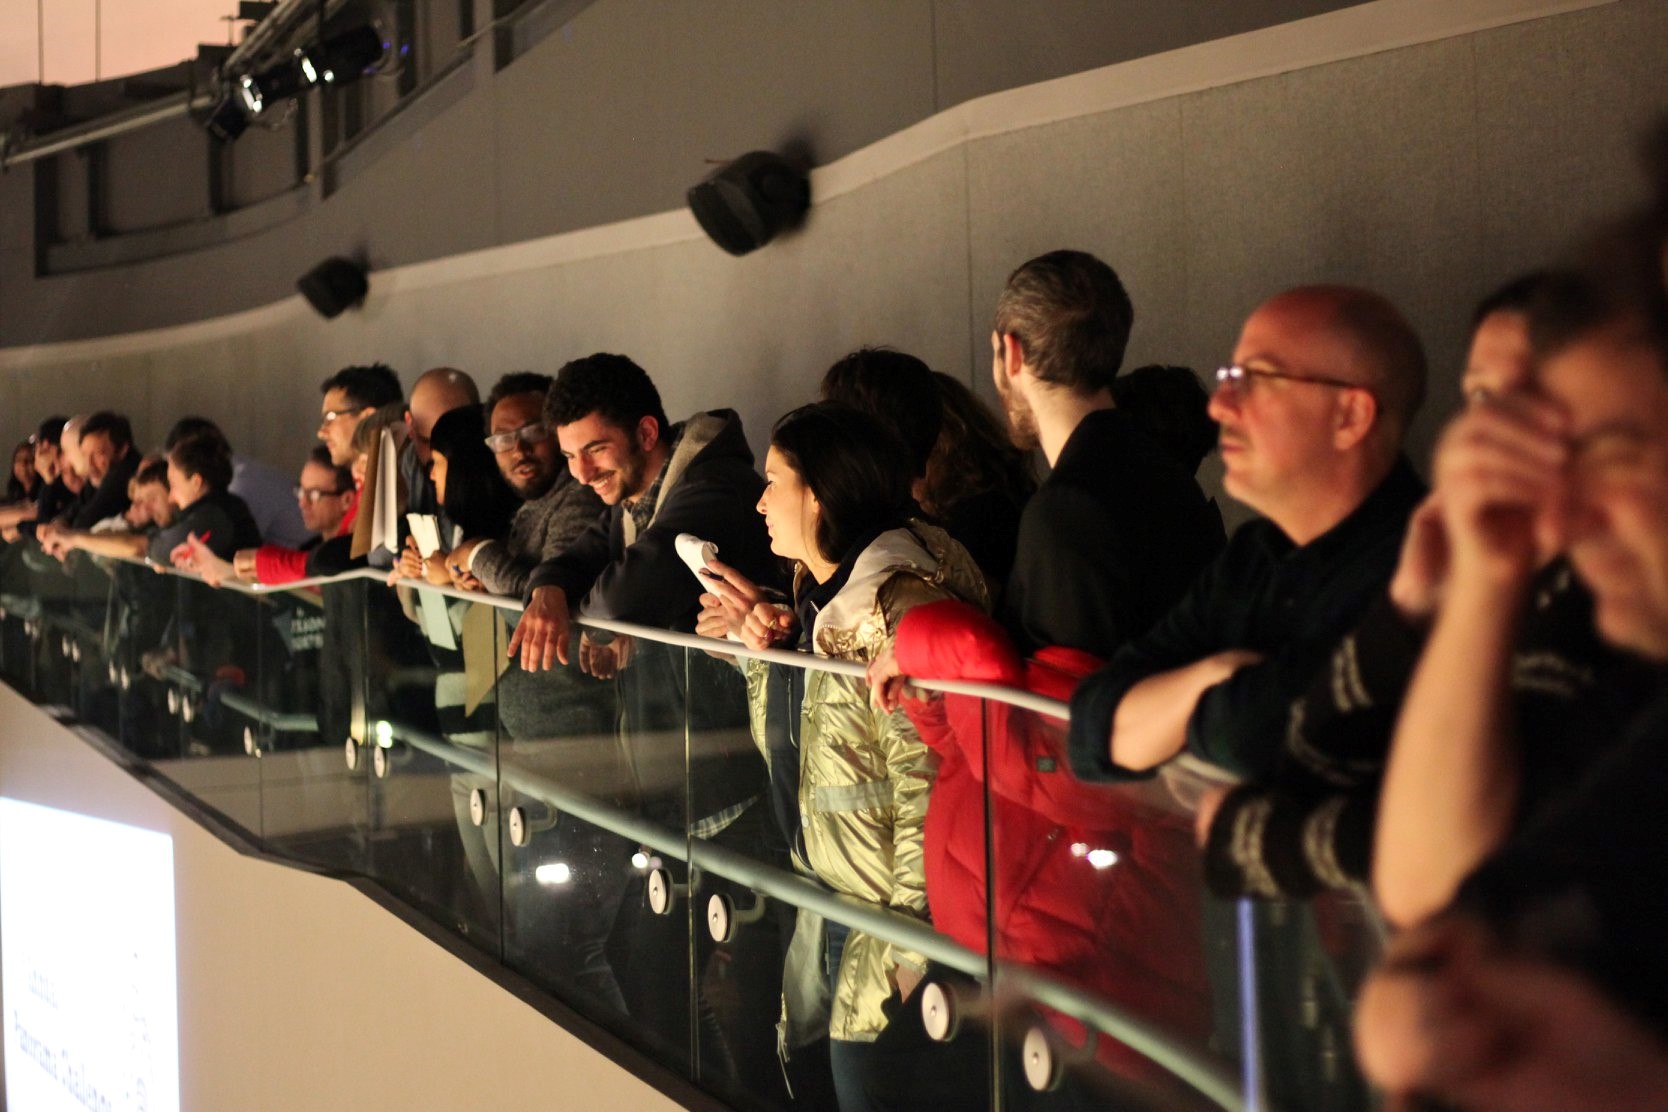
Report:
660,409,753,493
633,408,755,541
809,521,987,659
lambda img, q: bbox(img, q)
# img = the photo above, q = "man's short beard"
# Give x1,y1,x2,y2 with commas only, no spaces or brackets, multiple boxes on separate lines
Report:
998,380,1040,451
510,464,557,501
617,446,650,503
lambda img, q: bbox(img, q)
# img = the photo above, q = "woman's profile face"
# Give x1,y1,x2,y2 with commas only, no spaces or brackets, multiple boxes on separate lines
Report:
757,445,820,565
430,449,450,507
166,460,205,511
12,446,31,484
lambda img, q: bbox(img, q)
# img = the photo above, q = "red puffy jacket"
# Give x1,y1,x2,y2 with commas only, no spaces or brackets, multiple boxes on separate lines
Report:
895,599,1212,1072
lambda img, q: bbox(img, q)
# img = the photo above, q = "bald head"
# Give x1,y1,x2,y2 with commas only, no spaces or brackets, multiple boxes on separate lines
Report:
1256,286,1427,445
59,415,89,478
406,367,480,463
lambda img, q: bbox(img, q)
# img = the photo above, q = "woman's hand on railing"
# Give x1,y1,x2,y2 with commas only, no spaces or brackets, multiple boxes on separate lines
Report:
740,603,795,652
696,558,761,635
698,558,796,651
387,535,427,586
866,646,924,714
422,549,452,587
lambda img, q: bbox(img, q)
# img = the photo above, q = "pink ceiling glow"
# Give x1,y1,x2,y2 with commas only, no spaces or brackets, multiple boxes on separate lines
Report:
1,0,242,89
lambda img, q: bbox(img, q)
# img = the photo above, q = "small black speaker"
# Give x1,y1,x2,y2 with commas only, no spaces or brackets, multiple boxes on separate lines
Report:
687,151,810,257
298,256,368,319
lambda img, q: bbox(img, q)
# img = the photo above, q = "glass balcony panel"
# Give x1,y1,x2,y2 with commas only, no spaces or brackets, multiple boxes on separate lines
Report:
361,583,503,955
19,538,81,708
1235,888,1384,1110
63,551,119,736
0,551,1400,1110
141,575,266,829
252,579,372,873
100,554,182,759
494,631,649,1053
984,699,1242,1111
0,537,34,692
496,623,695,1080
680,643,789,1109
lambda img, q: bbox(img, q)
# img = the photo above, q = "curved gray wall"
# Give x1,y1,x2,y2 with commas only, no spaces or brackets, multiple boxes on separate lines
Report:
0,0,1662,531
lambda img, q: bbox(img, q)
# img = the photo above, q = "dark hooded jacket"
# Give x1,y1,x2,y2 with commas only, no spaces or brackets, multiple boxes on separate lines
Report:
524,409,786,824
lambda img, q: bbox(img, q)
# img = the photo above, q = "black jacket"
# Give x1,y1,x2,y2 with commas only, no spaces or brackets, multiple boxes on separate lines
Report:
1069,457,1426,782
70,449,140,530
1002,408,1224,657
526,409,783,625
149,490,262,563
524,410,785,825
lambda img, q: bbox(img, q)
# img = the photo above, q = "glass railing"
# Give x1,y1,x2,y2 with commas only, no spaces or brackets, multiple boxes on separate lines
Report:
0,536,1386,1111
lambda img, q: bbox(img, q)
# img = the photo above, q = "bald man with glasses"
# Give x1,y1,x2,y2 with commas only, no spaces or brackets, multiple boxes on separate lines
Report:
1068,285,1429,784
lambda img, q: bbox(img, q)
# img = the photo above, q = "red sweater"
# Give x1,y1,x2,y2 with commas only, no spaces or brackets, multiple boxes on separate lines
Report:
253,498,357,585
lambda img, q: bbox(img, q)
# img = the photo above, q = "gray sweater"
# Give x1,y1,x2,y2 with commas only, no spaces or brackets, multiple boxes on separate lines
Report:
471,470,605,597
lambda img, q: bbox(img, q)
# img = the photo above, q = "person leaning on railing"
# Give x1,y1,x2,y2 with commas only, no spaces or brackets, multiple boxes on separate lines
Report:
1197,274,1657,906
0,416,67,544
155,432,262,565
1356,177,1668,1112
35,457,173,564
697,401,987,1112
440,373,604,598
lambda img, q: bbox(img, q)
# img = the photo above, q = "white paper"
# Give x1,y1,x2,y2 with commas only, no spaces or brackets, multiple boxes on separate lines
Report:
676,532,740,642
675,532,719,584
370,429,401,560
406,513,442,559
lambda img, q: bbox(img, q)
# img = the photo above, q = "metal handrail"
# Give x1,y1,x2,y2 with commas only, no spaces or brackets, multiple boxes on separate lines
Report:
50,550,1244,1107
98,555,1076,721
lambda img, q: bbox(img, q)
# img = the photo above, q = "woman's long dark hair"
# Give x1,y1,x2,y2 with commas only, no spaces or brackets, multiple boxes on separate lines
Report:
770,402,915,565
8,440,36,503
919,372,1035,517
428,405,521,541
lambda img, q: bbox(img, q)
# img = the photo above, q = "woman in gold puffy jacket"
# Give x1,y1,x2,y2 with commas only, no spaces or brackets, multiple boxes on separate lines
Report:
698,402,986,1111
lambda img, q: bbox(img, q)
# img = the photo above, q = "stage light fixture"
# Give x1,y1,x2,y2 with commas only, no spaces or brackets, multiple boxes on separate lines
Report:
205,95,250,142
687,150,810,256
235,56,308,116
298,24,387,86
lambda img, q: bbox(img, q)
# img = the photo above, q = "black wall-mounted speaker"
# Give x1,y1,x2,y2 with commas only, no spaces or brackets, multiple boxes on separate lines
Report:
298,256,368,319
687,151,810,257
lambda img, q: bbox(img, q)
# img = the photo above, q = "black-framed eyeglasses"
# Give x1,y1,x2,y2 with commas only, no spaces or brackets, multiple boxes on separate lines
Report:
1214,364,1363,395
484,422,552,454
294,485,348,504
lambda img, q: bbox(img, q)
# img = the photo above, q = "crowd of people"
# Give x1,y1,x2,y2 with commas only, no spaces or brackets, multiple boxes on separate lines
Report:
6,134,1668,1112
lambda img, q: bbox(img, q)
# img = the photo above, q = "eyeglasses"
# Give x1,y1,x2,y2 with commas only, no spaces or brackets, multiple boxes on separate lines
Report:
295,485,348,504
484,422,553,454
1214,364,1364,395
319,409,351,427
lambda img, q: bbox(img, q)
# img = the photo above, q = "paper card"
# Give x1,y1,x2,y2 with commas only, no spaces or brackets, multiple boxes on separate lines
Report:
407,513,442,559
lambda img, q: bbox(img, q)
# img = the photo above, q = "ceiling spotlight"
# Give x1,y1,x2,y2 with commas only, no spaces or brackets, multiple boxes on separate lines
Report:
235,56,308,116
299,24,387,86
205,95,250,142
